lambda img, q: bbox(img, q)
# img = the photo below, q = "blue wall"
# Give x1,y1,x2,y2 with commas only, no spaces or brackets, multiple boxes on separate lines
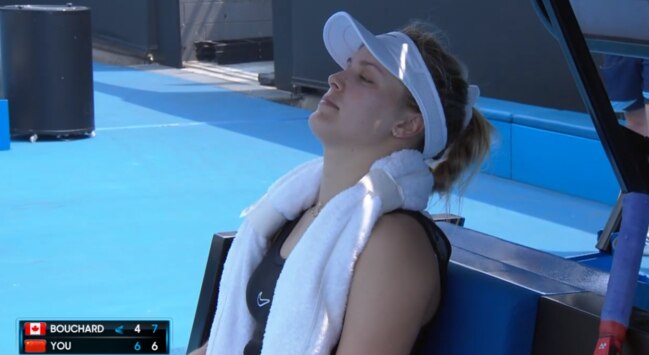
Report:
478,97,618,205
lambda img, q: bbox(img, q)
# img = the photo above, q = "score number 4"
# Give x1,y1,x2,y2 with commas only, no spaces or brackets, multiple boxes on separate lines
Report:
134,324,158,334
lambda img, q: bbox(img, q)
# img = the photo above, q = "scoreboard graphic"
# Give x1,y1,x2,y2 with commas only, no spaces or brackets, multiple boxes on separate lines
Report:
19,321,170,354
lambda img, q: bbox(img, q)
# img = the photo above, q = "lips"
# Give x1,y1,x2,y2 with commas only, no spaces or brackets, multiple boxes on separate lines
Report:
319,96,339,110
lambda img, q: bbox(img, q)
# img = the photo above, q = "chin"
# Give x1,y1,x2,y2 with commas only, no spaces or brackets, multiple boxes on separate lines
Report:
308,109,330,125
308,112,332,144
308,113,322,134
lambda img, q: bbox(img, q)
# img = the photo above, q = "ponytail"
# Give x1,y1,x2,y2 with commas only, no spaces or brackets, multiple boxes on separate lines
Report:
432,108,493,197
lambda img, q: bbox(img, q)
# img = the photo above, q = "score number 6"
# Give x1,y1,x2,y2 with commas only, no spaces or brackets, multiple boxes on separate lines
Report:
133,341,159,352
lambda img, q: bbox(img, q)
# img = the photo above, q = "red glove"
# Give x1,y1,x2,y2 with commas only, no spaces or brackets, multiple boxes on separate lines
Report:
593,320,626,355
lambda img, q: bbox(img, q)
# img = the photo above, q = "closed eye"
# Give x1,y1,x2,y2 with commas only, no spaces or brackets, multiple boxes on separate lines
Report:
347,57,376,84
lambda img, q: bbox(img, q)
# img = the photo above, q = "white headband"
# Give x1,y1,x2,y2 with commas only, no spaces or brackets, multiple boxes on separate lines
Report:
323,12,479,161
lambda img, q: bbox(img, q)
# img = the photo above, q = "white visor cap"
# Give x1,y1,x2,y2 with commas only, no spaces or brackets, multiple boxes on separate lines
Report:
323,11,447,159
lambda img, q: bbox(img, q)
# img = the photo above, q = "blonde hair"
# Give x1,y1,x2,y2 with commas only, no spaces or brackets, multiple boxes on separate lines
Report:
401,24,493,199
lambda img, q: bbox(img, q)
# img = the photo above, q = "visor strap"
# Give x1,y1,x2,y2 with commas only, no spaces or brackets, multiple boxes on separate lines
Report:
463,85,480,129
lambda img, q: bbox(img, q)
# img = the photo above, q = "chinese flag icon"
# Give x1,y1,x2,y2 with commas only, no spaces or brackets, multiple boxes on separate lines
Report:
24,322,47,336
24,339,46,353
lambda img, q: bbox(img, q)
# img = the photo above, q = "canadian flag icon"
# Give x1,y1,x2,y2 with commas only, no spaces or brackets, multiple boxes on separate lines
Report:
24,322,47,336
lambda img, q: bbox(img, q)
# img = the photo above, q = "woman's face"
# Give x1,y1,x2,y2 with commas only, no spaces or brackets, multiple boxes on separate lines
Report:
309,47,415,152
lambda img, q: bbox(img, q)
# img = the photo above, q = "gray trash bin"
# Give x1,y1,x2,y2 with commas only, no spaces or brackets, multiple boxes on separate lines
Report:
0,4,94,141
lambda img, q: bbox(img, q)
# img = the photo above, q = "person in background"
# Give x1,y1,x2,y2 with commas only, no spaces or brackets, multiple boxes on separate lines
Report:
192,11,492,355
601,55,649,136
600,56,649,257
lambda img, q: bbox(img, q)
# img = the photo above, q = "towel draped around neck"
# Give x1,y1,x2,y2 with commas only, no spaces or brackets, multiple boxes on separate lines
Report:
206,149,433,355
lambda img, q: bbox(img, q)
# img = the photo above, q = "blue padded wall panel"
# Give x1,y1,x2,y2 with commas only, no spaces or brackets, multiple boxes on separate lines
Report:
477,97,540,123
422,258,542,354
511,124,617,205
482,120,511,179
0,100,8,150
513,109,596,140
421,223,605,355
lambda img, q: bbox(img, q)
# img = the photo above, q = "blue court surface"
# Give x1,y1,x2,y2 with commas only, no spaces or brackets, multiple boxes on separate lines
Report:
0,62,640,354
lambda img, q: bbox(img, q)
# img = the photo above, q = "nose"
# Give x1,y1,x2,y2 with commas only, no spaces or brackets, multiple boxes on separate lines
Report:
328,71,343,91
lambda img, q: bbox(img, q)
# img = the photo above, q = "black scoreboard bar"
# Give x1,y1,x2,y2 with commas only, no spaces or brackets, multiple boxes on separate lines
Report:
19,321,170,354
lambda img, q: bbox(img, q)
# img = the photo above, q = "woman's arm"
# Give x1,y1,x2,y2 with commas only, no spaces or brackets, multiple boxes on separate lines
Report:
188,343,207,355
336,213,440,355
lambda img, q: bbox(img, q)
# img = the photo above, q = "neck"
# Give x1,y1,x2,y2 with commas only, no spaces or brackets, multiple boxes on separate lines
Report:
316,147,386,206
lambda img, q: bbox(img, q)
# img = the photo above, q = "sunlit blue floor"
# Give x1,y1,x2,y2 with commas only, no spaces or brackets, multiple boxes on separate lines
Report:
0,62,641,354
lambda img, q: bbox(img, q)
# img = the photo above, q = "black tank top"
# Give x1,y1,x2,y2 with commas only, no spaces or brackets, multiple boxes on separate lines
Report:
243,216,299,355
243,210,452,355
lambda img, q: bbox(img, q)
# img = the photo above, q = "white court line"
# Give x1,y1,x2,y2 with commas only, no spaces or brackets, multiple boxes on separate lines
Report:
95,116,307,132
95,122,209,131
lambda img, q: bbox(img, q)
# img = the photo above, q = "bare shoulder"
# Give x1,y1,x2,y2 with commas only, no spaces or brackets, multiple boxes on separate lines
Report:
368,212,438,268
336,212,440,354
188,343,207,355
363,212,439,299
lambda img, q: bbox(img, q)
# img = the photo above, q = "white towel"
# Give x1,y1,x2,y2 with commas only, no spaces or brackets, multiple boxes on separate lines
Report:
206,149,433,355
